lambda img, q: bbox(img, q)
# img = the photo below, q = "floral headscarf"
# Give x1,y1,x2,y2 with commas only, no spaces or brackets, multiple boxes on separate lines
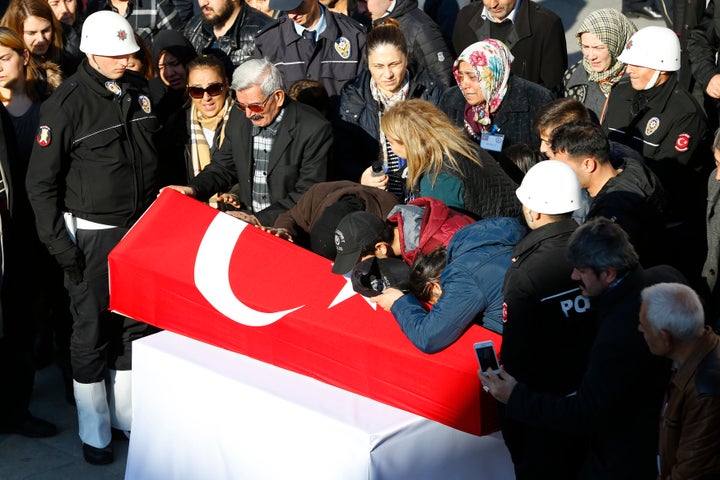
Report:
453,39,514,138
576,8,637,94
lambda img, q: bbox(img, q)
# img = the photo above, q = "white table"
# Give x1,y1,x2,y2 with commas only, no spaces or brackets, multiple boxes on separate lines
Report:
126,331,514,480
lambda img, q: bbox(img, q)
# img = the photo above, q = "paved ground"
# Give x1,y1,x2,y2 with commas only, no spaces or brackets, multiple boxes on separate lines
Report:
0,2,664,478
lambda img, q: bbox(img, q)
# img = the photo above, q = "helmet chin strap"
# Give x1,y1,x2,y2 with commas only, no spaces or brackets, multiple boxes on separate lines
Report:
643,70,661,90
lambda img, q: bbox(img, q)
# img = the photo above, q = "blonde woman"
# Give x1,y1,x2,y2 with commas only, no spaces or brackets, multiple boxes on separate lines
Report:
379,99,521,219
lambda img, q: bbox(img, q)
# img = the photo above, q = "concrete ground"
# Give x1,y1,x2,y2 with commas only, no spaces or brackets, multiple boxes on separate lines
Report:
0,1,664,478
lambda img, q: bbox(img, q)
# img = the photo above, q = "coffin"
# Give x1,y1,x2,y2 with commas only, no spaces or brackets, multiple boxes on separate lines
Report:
108,189,501,436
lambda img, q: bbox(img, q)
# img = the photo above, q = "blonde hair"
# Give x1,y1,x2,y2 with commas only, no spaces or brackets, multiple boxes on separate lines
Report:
380,99,482,188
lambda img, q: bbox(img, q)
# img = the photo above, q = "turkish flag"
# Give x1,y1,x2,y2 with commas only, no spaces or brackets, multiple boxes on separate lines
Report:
109,190,502,436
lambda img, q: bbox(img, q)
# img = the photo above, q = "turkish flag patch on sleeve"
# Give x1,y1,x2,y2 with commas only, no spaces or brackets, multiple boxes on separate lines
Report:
502,301,508,323
36,126,52,147
675,133,690,152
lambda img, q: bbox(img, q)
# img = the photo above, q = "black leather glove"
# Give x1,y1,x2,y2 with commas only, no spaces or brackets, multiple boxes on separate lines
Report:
54,246,86,285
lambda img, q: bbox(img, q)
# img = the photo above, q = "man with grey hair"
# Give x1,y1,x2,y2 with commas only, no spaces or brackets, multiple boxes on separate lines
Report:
481,217,686,478
639,282,720,479
164,57,332,225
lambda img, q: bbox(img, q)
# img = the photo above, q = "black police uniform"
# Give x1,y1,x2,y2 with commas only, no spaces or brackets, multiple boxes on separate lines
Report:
254,8,366,100
26,60,160,383
602,76,708,212
500,218,596,480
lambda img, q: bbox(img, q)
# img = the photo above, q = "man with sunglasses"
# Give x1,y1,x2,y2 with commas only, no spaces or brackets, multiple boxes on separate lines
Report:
253,0,366,101
164,58,332,226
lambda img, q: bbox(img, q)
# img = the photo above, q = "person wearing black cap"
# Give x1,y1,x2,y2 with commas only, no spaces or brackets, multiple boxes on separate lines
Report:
183,0,273,76
253,0,366,101
331,196,475,274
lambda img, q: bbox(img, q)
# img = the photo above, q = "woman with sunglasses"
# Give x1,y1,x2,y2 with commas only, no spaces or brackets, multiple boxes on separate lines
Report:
185,55,238,207
336,18,443,197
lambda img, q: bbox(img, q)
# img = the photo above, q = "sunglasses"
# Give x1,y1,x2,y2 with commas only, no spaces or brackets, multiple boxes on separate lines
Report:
187,82,225,99
235,93,274,113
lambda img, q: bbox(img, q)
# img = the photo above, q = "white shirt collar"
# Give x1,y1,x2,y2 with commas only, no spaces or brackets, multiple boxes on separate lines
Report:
481,0,520,23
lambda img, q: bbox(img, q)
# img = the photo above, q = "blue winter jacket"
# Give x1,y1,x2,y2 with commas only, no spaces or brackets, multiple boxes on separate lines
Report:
390,217,526,353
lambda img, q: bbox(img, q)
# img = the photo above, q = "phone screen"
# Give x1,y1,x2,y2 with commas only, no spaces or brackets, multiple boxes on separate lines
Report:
475,345,499,372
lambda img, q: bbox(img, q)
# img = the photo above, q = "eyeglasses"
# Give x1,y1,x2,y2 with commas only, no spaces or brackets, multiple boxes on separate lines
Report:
235,93,273,113
187,82,225,99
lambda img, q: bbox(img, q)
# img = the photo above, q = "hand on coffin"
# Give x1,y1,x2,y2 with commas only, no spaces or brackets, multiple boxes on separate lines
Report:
258,226,294,242
360,166,388,190
224,210,260,226
372,287,405,311
479,365,517,404
160,185,196,197
217,193,241,209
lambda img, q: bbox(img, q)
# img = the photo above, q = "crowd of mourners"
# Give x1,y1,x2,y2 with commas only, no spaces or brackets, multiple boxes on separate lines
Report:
0,0,719,476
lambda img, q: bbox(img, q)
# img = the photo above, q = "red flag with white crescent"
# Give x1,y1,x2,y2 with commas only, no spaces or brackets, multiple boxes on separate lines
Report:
109,190,502,436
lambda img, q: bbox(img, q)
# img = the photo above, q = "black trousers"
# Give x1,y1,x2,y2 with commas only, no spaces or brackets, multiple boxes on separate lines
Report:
66,227,156,383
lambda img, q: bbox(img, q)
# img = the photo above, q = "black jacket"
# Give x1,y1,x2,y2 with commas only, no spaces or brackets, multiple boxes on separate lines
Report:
189,99,333,225
335,67,443,180
502,219,595,395
588,157,667,267
500,218,596,478
377,0,454,87
254,11,366,99
602,75,708,220
506,265,687,479
183,5,272,75
452,0,567,91
26,61,160,256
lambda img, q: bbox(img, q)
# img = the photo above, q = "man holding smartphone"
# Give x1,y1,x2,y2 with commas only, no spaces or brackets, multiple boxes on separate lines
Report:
482,218,686,479
498,161,596,480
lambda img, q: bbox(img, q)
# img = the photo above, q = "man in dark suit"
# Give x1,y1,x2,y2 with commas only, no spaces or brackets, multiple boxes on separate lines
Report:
451,0,567,91
164,58,332,226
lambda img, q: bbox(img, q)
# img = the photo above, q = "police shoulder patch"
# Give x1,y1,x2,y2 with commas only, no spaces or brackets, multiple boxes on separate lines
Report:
36,126,52,147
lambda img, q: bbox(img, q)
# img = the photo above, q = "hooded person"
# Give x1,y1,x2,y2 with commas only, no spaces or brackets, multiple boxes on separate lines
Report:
150,29,198,186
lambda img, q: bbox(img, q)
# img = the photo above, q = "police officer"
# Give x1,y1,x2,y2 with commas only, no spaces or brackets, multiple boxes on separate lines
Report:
603,26,708,218
603,25,708,283
500,161,596,480
254,0,366,101
25,11,160,465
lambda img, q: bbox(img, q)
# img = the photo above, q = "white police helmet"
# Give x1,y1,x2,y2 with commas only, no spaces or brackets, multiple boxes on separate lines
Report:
617,26,680,72
515,160,582,215
79,11,139,56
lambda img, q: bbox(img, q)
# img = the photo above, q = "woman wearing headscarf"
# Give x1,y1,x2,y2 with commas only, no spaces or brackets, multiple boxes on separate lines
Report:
563,9,637,124
439,39,553,182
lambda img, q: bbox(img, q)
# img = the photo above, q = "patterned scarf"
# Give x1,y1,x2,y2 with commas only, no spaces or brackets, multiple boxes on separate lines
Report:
453,39,513,140
577,8,638,95
372,75,410,199
189,96,232,177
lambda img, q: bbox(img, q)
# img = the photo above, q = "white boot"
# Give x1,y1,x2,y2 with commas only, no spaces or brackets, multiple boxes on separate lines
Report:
108,369,132,434
73,380,111,448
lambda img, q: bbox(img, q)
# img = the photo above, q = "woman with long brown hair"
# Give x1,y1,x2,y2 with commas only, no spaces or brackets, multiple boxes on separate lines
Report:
1,0,64,64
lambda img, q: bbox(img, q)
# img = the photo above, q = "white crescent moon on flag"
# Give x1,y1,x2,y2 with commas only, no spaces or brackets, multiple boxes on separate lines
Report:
194,213,303,326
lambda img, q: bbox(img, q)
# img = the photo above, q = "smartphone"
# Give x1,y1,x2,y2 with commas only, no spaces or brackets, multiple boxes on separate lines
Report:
474,340,500,376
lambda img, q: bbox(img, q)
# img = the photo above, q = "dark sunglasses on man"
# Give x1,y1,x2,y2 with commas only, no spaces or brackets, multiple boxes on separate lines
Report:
187,82,225,99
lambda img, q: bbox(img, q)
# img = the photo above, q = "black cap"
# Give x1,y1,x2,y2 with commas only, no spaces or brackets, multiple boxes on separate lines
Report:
269,0,304,11
332,211,385,274
310,195,366,260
